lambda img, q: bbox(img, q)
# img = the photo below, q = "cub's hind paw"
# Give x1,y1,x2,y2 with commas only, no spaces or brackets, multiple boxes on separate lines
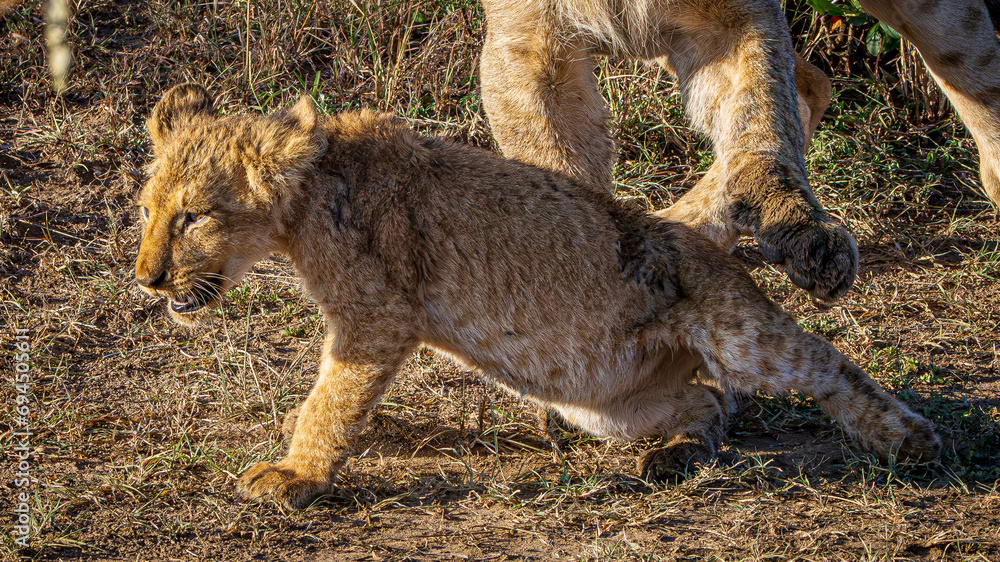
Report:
886,414,941,462
852,408,941,463
237,461,331,510
638,439,715,483
898,424,941,462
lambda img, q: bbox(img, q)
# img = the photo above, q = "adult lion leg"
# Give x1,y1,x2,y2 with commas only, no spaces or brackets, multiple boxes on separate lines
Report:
480,0,615,191
860,0,1000,206
659,51,831,146
238,324,417,509
653,0,857,301
654,52,830,250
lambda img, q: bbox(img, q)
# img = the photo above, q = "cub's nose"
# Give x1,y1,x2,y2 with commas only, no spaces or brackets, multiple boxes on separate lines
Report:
136,270,168,289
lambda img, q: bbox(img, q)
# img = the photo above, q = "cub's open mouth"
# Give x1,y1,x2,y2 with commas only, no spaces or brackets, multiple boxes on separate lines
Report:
168,276,224,314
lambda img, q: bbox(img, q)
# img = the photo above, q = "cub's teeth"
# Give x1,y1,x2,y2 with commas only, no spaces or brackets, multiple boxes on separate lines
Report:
172,295,195,305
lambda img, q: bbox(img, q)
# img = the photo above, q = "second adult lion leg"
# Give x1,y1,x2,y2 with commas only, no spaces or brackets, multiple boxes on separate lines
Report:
860,0,1000,206
655,1,857,301
480,0,615,191
657,53,832,251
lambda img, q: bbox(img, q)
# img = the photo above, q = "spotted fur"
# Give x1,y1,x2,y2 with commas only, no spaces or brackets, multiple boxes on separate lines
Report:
136,85,939,510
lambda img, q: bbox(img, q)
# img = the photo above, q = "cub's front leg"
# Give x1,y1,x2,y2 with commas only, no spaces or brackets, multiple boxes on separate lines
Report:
238,330,415,510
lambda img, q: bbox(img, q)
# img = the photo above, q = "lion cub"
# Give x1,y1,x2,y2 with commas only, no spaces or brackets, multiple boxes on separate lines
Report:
136,84,940,510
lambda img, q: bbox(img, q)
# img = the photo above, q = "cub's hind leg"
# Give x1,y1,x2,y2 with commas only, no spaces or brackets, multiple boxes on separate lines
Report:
662,237,940,461
636,382,731,483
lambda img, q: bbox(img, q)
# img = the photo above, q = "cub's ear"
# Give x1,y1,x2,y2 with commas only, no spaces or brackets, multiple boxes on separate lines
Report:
243,95,326,198
285,95,318,134
148,83,214,146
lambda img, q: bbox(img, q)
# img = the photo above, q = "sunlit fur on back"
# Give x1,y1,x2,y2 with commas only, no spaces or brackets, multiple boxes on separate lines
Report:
137,84,939,510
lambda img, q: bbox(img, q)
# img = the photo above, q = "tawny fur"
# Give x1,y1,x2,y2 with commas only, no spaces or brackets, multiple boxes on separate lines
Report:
480,0,858,304
857,0,1000,206
136,85,939,510
480,0,1000,303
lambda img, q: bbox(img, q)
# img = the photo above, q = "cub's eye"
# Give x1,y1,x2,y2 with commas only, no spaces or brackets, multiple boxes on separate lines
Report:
184,212,209,228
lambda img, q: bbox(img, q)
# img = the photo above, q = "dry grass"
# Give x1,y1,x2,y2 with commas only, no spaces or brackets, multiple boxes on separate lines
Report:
1,1,999,560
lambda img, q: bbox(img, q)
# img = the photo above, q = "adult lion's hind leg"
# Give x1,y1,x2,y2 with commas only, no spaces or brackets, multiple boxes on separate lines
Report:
653,0,857,302
653,52,831,251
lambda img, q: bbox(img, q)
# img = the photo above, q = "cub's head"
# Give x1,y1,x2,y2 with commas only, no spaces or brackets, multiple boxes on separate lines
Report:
136,83,324,325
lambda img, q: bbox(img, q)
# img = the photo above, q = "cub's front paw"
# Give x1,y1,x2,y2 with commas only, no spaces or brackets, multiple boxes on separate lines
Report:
755,215,858,303
237,461,332,510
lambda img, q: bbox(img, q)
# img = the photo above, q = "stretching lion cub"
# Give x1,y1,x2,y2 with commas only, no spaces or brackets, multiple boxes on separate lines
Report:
136,84,940,510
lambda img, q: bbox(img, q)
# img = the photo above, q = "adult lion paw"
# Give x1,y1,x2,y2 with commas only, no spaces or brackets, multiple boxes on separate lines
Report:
755,214,858,302
722,153,860,302
237,461,331,510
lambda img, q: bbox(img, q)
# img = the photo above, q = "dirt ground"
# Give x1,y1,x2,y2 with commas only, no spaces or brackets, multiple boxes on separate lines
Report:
2,1,999,560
